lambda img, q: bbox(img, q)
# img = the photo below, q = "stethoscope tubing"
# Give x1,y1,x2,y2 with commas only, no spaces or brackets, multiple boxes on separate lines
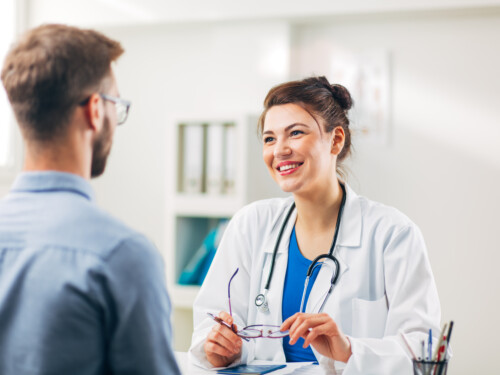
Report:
258,184,347,311
264,202,296,291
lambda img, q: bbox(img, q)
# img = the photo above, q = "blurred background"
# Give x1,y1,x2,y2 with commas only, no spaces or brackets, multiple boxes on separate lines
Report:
1,1,499,373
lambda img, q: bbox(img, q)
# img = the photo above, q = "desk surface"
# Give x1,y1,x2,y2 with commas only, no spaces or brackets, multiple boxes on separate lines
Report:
174,352,338,374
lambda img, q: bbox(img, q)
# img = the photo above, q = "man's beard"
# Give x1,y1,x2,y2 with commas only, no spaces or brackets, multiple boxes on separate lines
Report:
90,116,112,178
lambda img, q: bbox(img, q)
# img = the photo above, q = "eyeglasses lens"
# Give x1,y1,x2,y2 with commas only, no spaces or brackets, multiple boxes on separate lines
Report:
268,329,289,338
238,326,288,338
116,103,126,125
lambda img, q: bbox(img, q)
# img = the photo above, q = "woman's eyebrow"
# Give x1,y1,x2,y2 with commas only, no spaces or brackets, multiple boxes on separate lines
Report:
286,123,309,131
262,123,309,135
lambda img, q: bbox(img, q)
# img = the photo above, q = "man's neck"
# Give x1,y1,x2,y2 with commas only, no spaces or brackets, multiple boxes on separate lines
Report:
23,136,91,179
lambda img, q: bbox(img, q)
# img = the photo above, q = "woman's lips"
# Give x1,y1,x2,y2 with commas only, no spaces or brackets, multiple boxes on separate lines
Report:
276,162,303,175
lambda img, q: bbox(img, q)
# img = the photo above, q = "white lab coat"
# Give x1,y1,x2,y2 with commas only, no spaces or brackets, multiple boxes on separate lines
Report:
189,184,441,374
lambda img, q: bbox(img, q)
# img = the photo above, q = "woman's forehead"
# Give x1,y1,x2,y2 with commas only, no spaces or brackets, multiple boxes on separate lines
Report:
264,103,318,130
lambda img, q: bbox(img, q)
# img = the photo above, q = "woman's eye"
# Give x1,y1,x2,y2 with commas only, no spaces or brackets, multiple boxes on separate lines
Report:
263,136,275,143
291,130,303,136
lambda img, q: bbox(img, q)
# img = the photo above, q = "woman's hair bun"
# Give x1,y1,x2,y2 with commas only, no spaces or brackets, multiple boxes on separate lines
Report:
330,84,353,111
317,76,353,111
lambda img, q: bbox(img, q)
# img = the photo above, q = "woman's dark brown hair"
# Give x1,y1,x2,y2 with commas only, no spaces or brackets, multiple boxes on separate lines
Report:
258,76,353,176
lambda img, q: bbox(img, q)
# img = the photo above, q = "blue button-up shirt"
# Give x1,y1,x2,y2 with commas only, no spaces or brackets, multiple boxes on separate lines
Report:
0,172,180,375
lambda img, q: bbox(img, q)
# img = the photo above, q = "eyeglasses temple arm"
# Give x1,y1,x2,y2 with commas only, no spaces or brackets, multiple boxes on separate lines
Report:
228,268,239,318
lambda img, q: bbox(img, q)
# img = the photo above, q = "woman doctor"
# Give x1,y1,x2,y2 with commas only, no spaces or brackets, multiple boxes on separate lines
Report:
189,76,441,374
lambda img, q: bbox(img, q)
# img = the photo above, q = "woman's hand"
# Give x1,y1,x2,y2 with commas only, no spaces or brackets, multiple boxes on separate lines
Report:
281,312,352,363
204,311,243,367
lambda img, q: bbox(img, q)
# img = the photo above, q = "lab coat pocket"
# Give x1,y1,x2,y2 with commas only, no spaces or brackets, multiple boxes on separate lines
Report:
351,295,388,339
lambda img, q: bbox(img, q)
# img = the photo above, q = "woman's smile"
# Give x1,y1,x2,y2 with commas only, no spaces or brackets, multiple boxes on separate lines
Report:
277,161,304,175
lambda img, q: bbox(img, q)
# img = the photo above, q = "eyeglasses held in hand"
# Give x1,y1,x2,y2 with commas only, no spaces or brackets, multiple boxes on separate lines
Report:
207,268,289,339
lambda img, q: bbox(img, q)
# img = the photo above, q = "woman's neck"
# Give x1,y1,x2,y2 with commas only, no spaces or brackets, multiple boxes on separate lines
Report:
294,180,344,233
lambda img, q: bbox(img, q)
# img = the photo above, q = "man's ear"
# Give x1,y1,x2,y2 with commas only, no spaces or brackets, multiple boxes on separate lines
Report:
331,126,345,156
83,93,104,132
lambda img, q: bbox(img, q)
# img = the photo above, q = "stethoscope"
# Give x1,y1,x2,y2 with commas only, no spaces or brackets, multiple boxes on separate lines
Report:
255,183,347,314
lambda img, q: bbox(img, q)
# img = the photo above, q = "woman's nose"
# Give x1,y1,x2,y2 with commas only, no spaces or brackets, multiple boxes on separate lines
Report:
273,138,292,158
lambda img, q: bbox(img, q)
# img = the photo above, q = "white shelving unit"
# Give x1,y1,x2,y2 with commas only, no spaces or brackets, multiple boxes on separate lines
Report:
165,114,287,309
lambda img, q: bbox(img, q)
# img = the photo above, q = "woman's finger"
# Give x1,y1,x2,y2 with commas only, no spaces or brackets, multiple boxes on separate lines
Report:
204,339,236,358
302,322,335,348
218,311,233,323
280,313,300,331
288,314,331,345
218,311,237,332
208,324,242,353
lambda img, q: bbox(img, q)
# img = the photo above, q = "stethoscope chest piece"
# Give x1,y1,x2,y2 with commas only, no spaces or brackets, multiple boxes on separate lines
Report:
255,292,269,313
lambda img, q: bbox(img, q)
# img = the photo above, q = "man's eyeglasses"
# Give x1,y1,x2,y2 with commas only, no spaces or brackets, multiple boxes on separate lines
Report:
207,268,289,339
79,94,131,125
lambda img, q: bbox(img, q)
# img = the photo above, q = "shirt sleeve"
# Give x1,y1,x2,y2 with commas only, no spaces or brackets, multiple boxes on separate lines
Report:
337,225,442,375
98,234,181,375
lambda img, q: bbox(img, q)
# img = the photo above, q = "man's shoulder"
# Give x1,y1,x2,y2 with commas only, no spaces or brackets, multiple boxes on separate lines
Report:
28,195,155,260
65,201,154,259
0,180,158,261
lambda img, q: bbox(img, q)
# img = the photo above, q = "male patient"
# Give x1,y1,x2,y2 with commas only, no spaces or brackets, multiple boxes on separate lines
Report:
0,24,180,374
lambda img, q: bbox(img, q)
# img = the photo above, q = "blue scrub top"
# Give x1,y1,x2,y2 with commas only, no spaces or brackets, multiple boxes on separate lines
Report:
282,227,320,362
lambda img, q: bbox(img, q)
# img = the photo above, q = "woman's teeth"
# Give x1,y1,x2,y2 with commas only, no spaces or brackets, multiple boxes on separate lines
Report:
279,163,300,172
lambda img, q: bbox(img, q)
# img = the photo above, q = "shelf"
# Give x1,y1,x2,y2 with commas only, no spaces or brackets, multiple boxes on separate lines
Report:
165,114,286,309
170,284,201,309
172,193,242,217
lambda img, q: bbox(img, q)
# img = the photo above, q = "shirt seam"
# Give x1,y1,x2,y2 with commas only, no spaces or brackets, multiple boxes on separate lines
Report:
1,233,142,263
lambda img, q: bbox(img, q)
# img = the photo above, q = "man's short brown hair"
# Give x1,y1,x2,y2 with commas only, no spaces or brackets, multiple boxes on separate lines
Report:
1,24,124,141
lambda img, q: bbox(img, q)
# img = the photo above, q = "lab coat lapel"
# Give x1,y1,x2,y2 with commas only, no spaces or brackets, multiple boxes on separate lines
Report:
262,198,297,257
261,202,297,325
307,184,362,313
307,255,349,313
255,200,296,362
337,183,362,248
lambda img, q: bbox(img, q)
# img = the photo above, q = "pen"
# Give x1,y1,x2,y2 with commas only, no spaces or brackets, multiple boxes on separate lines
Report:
421,340,425,360
433,337,446,375
436,339,446,362
446,321,454,345
437,341,448,375
444,321,454,359
432,323,448,361
428,329,432,361
399,332,418,361
400,331,423,372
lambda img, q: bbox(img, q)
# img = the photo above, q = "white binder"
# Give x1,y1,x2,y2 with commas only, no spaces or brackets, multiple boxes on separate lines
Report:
182,124,204,193
206,123,224,195
223,123,236,195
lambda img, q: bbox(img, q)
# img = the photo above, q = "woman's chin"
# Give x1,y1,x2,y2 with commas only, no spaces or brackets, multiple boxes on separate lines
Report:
278,182,301,194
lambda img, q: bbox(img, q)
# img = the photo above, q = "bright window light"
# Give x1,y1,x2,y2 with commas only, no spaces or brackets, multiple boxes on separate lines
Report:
0,0,15,168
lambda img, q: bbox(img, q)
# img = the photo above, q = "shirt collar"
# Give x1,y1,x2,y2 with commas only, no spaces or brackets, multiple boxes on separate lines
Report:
11,171,96,202
337,183,362,248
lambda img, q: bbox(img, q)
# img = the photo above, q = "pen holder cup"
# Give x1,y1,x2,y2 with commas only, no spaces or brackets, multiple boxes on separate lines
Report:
413,359,448,375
